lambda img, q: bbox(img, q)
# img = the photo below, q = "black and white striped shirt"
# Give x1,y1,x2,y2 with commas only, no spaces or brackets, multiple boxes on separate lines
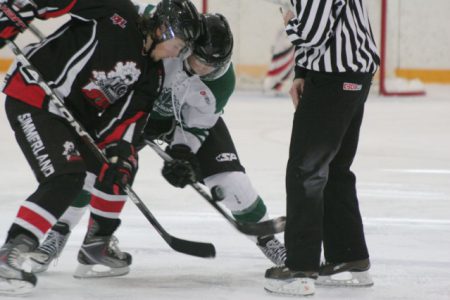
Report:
286,0,379,74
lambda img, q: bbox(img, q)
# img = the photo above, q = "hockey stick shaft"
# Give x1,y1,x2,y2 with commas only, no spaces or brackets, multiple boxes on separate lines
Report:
3,25,215,258
145,140,286,236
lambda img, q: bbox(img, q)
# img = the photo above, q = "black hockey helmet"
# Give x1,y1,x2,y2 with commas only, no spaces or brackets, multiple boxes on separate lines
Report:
139,0,202,45
191,13,233,80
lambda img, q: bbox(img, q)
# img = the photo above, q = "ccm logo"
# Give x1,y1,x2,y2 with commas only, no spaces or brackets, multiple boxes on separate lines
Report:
343,82,362,91
111,13,127,28
216,153,238,162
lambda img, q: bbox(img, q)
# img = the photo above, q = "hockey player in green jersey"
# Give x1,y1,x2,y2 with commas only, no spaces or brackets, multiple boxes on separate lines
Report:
29,12,286,275
147,13,287,266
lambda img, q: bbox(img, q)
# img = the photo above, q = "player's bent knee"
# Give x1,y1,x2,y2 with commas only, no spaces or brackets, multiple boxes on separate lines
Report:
30,172,87,217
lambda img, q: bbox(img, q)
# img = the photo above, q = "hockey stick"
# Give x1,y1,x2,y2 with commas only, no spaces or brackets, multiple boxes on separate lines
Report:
2,23,215,258
145,139,286,236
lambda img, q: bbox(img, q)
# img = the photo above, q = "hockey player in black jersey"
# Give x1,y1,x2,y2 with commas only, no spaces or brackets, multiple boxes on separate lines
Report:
0,0,202,295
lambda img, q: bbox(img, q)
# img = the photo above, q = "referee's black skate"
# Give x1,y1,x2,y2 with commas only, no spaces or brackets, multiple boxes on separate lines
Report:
29,221,71,273
0,234,38,296
73,220,131,279
317,258,373,286
264,266,318,296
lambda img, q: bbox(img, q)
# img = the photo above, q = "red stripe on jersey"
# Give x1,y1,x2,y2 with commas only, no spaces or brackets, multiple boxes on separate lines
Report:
97,112,145,149
98,163,109,183
0,26,20,39
267,58,295,77
40,0,78,19
16,206,52,234
271,47,294,63
90,194,126,213
113,184,120,195
3,71,46,108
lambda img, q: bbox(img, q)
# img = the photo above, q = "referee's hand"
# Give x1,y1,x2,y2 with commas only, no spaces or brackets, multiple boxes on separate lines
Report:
282,9,295,26
289,78,304,109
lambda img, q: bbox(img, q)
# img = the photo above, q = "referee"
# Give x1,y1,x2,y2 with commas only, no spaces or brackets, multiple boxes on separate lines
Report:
265,0,380,296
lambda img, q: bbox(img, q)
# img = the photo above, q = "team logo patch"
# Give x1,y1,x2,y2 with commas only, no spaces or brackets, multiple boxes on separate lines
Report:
216,153,238,162
111,13,127,28
62,141,82,162
200,90,211,104
153,88,175,117
343,82,362,91
82,61,141,109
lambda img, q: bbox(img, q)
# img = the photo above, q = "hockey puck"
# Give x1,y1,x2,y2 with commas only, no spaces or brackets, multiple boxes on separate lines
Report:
211,185,225,201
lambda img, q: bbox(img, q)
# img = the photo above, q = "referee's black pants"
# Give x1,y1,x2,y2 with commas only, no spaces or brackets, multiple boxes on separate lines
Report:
285,71,373,272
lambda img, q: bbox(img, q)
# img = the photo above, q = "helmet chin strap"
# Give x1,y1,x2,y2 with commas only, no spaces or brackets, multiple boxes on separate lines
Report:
183,59,195,76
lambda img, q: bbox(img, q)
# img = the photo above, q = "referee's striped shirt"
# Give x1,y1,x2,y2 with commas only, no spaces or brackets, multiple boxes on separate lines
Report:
286,0,380,75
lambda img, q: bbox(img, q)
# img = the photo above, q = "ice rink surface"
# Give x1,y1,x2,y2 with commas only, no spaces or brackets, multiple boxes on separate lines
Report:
1,85,450,299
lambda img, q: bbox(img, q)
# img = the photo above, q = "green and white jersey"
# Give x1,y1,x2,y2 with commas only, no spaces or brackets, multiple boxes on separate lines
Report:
150,58,235,153
132,0,155,15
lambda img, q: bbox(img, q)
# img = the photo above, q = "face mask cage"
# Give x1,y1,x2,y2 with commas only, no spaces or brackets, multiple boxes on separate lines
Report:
156,19,195,58
199,60,231,81
184,54,231,81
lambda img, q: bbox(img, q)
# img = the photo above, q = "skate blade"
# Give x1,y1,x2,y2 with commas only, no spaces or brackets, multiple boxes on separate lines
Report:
73,263,130,279
316,271,374,287
28,252,52,273
0,277,35,296
29,259,50,274
264,278,315,296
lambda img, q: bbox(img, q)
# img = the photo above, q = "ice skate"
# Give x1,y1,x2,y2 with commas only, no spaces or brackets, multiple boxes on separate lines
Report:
0,234,38,296
257,235,286,265
29,222,71,273
73,220,131,279
264,266,317,296
317,258,373,287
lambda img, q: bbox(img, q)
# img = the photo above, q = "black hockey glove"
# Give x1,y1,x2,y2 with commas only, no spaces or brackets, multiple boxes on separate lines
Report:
97,141,138,192
145,118,175,142
0,0,37,47
136,119,175,151
162,144,201,188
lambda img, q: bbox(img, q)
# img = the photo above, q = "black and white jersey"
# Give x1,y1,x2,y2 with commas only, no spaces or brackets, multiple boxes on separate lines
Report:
286,0,379,74
2,0,164,148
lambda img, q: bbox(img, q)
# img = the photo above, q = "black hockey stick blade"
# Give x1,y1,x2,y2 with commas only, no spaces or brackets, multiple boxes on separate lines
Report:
202,185,286,235
203,190,286,236
235,216,286,236
125,187,216,258
168,236,216,258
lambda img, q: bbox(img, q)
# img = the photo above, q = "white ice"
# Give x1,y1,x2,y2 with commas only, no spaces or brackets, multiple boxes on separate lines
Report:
1,85,450,300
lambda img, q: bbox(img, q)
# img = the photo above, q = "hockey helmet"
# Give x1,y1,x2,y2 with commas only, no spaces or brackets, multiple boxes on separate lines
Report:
139,0,202,45
190,13,233,80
